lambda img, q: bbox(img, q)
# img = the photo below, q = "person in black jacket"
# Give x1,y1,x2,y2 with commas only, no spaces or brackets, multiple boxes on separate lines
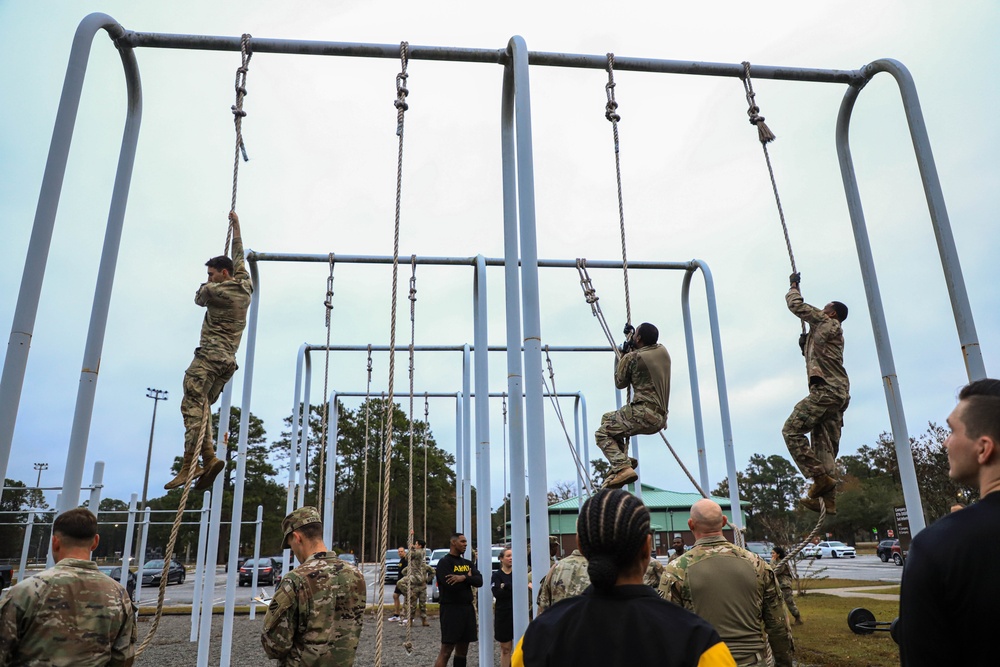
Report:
491,547,515,667
434,533,483,667
512,489,736,667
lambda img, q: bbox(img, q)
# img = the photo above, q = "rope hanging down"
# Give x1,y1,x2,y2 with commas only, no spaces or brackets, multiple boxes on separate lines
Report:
542,347,594,495
740,62,805,335
576,258,621,359
404,255,417,653
318,254,335,513
605,53,632,332
375,41,409,667
422,394,429,543
360,346,373,610
225,34,253,257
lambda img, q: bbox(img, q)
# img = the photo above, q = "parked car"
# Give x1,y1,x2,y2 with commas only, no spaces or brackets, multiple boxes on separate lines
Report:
431,574,440,602
239,557,281,586
491,546,505,572
816,540,856,559
798,543,821,559
876,539,898,562
97,565,137,602
745,542,774,559
338,553,357,567
429,548,450,570
385,549,402,584
141,558,186,586
891,542,906,566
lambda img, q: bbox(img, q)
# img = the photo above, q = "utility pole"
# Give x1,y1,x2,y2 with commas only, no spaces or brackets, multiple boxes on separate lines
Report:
33,462,48,488
137,388,168,562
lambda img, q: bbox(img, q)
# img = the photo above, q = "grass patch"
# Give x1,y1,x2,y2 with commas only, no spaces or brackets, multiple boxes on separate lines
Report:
792,594,899,667
849,585,900,595
799,578,895,591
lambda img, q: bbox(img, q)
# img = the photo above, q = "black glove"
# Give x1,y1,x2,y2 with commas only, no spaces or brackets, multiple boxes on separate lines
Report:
789,272,801,286
619,339,634,355
798,332,808,356
623,323,635,337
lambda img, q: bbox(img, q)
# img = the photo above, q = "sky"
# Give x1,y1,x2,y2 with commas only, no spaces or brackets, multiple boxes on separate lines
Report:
1,1,997,524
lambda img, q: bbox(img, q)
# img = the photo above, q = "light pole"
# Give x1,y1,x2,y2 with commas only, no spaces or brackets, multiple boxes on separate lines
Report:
142,388,168,510
33,462,48,488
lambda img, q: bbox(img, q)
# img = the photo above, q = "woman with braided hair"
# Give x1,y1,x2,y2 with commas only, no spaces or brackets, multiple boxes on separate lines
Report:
512,489,735,667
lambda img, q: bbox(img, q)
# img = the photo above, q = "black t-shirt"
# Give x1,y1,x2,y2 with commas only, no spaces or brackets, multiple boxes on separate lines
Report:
435,553,482,605
899,491,1000,666
491,569,513,613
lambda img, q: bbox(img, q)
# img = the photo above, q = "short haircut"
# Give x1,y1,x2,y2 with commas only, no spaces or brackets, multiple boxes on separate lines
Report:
416,539,426,548
577,489,650,592
295,522,323,542
957,378,1000,444
206,255,234,275
773,545,787,559
53,508,97,547
636,322,659,345
451,532,464,541
830,301,848,322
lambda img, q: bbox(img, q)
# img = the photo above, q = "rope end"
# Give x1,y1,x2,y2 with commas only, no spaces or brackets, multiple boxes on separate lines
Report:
756,119,776,144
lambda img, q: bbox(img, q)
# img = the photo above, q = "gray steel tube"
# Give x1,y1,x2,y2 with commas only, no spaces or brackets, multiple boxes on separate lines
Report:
462,345,472,549
681,269,711,492
500,44,530,638
473,256,494,667
836,78,926,534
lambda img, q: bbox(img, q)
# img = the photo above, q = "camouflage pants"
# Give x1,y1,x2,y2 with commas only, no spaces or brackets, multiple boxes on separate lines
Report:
780,585,800,620
595,403,666,472
404,581,428,621
782,382,849,479
181,352,237,459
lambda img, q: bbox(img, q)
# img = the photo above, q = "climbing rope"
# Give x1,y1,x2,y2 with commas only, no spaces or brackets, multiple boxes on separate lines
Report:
775,499,828,569
576,258,621,359
740,62,805,335
605,53,632,330
404,255,417,652
422,393,429,543
542,347,594,494
318,254,335,514
136,400,212,656
360,346,373,609
225,34,253,257
375,41,409,667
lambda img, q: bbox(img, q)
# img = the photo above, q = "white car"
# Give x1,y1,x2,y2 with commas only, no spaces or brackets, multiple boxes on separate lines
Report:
816,540,856,559
429,548,450,570
798,543,821,559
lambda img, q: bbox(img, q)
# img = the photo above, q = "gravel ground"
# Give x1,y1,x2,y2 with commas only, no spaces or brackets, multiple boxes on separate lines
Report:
136,611,503,666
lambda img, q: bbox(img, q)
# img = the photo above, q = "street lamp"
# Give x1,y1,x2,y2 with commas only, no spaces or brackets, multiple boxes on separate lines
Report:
142,388,168,510
33,462,48,488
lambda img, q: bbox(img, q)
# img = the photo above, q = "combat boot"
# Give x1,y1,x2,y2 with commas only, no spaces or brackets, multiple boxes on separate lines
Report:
799,494,837,515
807,474,837,499
194,455,225,491
603,466,638,490
629,457,639,470
164,452,203,490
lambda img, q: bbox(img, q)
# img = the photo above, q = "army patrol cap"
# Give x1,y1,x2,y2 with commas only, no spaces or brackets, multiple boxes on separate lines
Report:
281,506,322,549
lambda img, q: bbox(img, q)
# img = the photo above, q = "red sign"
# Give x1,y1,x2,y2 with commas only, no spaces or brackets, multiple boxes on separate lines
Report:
887,530,894,537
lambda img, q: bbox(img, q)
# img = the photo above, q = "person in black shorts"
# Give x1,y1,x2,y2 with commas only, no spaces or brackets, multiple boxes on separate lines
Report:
433,533,482,667
491,547,514,667
390,546,407,621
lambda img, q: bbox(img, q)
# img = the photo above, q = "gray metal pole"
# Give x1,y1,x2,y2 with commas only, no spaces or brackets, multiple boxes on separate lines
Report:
681,270,711,492
454,393,463,535
249,505,263,620
323,398,339,546
473,256,494,667
509,35,551,615
220,259,261,667
500,52,530,633
190,491,210,642
836,81,926,534
196,451,226,667
119,493,137,591
18,510,35,583
88,461,105,523
299,352,312,506
462,345,472,551
134,508,151,607
0,15,140,502
289,345,305,515
574,396,583,503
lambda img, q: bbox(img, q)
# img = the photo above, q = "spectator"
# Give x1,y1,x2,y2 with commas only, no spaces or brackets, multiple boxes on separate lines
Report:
899,379,1000,666
491,548,515,667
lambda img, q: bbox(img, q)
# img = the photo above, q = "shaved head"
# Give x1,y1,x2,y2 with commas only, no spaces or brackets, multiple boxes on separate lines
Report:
689,499,726,537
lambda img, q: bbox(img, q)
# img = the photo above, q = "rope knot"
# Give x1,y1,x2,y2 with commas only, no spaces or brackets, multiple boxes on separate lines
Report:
231,105,247,118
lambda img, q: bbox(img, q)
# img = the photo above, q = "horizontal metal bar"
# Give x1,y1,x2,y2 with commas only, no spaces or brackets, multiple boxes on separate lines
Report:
305,344,612,353
330,391,580,399
116,31,864,84
248,251,696,271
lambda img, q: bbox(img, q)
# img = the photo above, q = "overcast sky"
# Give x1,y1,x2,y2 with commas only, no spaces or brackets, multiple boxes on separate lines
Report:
1,1,997,520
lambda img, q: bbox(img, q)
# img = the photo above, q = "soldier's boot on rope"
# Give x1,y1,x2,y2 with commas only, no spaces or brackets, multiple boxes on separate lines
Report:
799,491,836,515
629,457,639,470
603,466,638,490
807,473,837,499
194,436,225,491
164,450,204,490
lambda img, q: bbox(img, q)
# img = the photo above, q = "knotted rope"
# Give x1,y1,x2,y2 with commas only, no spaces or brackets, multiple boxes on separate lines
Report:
318,254,335,513
404,255,417,652
605,54,632,331
225,34,253,257
375,41,409,667
775,499,828,569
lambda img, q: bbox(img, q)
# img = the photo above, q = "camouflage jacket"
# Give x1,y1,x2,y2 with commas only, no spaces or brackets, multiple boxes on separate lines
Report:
0,558,137,667
658,535,793,667
195,234,253,360
772,559,796,591
643,557,665,588
261,552,366,667
615,343,671,418
786,288,849,394
536,550,590,615
399,549,434,587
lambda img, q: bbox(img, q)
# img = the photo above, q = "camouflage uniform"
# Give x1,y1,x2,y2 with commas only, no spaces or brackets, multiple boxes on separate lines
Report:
0,557,137,666
400,548,434,624
181,234,253,462
658,535,793,667
261,551,366,666
643,557,665,589
772,559,800,622
595,343,671,472
782,288,850,479
535,549,590,615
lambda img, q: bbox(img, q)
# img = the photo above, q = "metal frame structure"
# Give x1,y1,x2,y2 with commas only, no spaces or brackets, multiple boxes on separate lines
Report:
0,12,988,666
